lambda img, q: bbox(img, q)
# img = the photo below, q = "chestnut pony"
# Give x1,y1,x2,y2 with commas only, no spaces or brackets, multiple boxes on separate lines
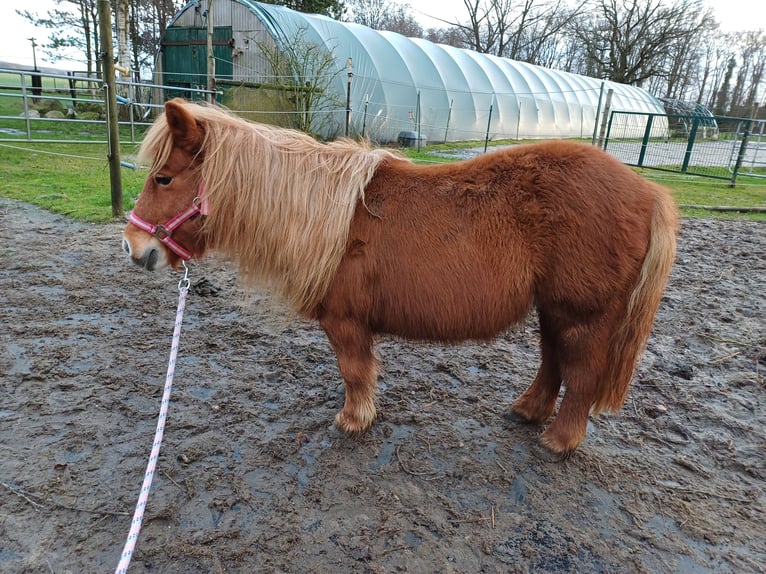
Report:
123,99,678,454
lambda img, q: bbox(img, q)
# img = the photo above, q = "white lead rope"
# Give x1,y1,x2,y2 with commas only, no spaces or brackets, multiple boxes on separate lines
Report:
115,263,191,573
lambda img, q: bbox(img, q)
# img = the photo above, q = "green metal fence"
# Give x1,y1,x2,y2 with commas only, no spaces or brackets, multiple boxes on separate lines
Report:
604,110,766,185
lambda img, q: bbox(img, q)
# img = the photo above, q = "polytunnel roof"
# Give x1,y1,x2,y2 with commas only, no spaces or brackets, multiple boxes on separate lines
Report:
175,0,666,142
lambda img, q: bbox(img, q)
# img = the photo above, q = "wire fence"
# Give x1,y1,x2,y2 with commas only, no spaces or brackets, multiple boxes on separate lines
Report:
2,67,765,187
605,111,766,184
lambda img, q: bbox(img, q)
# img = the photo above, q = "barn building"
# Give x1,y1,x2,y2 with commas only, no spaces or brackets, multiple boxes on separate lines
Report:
155,0,666,142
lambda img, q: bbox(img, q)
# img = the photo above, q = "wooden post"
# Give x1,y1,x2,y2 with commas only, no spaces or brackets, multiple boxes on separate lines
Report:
591,81,605,145
99,0,123,218
597,89,614,149
207,0,216,103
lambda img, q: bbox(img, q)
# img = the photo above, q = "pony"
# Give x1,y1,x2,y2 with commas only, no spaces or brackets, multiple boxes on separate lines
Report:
123,99,678,454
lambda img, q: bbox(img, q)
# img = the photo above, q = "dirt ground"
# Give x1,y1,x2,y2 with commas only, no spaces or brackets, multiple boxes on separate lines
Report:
0,198,764,574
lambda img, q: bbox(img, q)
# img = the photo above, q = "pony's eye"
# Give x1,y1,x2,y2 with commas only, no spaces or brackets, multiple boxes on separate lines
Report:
154,175,173,186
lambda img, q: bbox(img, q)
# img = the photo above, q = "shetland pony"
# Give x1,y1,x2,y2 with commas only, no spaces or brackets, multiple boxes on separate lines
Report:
123,99,678,454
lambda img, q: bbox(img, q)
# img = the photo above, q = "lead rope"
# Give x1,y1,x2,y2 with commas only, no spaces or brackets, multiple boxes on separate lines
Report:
115,262,191,574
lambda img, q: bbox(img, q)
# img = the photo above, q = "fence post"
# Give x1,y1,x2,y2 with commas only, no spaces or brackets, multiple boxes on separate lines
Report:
591,81,605,145
597,89,613,148
681,116,701,173
345,58,352,137
206,0,216,104
729,119,752,187
444,98,453,143
99,0,123,218
416,90,422,151
20,72,32,140
637,114,655,167
67,72,78,107
484,102,494,153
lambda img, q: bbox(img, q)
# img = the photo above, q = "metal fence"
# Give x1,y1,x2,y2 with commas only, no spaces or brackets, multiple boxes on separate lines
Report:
0,67,215,145
3,67,766,188
604,111,766,185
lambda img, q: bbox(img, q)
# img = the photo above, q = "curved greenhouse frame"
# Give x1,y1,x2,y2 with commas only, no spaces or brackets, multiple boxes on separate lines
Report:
164,1,666,142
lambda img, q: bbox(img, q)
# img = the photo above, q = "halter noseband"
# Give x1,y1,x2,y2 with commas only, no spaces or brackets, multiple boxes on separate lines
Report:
127,185,208,261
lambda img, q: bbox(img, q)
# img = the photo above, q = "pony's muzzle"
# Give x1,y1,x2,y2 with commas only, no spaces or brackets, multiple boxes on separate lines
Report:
122,235,165,271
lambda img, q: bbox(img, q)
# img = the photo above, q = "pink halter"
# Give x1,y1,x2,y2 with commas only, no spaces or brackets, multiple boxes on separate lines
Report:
127,184,208,261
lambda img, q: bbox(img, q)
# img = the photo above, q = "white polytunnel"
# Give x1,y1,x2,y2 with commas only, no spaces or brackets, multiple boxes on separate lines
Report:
158,0,667,142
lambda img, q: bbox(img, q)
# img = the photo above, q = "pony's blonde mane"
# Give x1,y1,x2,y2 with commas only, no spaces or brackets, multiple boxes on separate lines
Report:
140,102,396,313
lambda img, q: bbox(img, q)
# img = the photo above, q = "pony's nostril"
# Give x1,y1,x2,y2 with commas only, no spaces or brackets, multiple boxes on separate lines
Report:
122,238,132,255
145,248,159,271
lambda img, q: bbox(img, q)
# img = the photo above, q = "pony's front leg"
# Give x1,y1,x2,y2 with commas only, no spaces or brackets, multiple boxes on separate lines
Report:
320,317,379,434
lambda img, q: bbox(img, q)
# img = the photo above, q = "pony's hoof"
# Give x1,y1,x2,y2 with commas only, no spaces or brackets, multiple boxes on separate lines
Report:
531,440,572,463
334,409,375,435
505,408,538,425
539,428,583,456
510,396,556,425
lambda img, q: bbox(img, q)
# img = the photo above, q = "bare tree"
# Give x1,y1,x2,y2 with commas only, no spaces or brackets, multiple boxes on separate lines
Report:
130,0,184,73
713,56,736,114
693,35,725,107
346,0,390,28
572,0,713,86
17,0,184,77
424,27,466,48
454,0,582,63
728,31,766,113
513,1,585,65
115,0,131,92
260,0,347,19
256,28,345,135
379,4,423,36
345,0,423,36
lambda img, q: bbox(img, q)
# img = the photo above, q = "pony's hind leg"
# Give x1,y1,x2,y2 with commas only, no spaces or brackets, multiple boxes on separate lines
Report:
320,317,378,434
511,314,561,424
539,320,610,453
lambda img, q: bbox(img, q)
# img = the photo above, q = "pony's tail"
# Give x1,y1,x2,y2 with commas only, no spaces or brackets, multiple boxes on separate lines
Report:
594,190,679,413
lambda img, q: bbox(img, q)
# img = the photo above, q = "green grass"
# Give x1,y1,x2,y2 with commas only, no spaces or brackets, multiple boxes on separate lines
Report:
633,169,766,220
1,138,764,224
0,77,148,143
0,141,145,222
0,70,65,88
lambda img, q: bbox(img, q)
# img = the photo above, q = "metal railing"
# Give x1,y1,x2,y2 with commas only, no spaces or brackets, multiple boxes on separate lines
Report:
0,67,216,144
604,110,766,185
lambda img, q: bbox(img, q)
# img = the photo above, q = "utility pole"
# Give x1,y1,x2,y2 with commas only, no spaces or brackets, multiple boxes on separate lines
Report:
206,0,216,103
28,38,38,71
29,37,42,103
99,0,123,217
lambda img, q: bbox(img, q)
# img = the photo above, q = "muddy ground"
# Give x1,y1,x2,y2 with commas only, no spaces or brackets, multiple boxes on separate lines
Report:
0,199,764,573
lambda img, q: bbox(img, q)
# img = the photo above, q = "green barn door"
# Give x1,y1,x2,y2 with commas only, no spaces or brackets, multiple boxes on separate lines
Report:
161,26,233,101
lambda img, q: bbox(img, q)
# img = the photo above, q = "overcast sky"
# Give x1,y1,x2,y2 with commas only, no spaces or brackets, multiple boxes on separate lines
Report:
0,0,763,69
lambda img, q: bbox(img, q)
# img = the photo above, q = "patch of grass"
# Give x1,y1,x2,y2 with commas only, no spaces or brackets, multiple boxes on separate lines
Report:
636,169,766,220
0,83,148,143
0,141,145,222
1,139,765,223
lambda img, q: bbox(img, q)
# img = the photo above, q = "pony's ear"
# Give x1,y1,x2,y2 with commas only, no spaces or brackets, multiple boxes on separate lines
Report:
164,99,204,153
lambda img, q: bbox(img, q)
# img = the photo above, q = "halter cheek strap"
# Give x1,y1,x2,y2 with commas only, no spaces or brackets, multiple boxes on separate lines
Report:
127,184,208,261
